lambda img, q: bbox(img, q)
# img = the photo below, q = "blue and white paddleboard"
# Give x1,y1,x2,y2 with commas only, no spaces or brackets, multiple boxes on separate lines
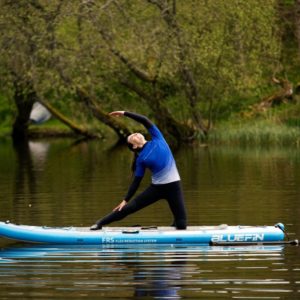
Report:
0,221,285,245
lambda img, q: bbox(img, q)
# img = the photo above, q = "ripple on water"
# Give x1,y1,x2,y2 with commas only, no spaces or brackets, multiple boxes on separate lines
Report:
0,244,299,299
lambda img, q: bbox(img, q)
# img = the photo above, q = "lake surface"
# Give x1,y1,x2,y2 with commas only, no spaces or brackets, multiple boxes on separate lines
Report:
0,138,299,299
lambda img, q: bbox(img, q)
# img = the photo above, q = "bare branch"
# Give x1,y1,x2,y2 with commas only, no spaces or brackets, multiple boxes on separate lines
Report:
76,87,130,140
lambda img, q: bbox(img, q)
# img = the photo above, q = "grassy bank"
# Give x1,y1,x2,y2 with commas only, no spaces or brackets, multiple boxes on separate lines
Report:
209,102,300,147
0,119,82,140
210,120,300,146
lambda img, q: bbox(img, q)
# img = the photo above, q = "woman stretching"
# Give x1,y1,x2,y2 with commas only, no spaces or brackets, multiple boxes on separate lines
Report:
90,111,187,230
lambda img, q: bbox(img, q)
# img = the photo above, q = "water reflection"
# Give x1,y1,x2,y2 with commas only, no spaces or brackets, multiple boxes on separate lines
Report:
1,140,300,299
0,244,288,299
12,139,51,223
129,251,186,299
28,141,50,170
13,139,50,190
13,139,38,198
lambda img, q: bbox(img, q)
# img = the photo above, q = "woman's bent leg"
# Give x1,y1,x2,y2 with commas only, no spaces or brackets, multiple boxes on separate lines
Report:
94,185,161,228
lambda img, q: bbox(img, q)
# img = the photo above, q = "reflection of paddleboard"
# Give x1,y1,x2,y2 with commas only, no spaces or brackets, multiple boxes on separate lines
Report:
0,221,286,245
0,244,285,260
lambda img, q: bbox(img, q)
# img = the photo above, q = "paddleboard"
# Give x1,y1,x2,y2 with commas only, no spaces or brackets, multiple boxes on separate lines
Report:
0,221,286,245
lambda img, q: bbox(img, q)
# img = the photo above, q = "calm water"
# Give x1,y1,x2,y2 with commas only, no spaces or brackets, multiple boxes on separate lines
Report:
0,138,299,299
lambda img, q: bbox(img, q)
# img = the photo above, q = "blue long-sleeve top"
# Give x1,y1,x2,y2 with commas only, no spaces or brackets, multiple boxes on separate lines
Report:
123,112,180,201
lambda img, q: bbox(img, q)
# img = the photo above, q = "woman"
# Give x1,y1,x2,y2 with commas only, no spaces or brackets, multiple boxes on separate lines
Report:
90,111,187,230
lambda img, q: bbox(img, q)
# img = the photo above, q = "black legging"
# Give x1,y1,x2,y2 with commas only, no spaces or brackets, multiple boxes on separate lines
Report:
96,181,187,229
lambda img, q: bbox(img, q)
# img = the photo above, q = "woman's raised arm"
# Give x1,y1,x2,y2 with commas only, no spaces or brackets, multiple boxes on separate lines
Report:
110,111,153,129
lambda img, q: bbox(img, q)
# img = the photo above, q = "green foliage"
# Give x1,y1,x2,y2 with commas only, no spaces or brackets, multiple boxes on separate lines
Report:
0,93,14,127
0,0,298,143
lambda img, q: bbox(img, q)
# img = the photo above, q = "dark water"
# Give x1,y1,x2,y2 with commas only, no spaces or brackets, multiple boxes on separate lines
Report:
0,139,299,299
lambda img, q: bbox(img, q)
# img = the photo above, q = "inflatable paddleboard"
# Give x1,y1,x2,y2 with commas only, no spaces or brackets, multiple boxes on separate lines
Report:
0,221,286,245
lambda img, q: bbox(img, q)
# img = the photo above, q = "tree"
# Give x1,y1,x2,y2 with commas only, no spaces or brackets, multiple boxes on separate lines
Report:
0,1,105,139
81,0,280,140
0,1,41,139
0,0,282,144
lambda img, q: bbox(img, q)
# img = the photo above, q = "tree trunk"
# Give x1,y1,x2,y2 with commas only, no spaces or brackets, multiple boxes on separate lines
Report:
12,81,36,140
261,78,293,107
251,78,293,113
37,98,98,139
76,87,131,141
120,79,195,145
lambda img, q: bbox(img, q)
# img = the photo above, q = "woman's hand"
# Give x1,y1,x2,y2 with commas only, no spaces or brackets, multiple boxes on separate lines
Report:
109,111,125,117
113,200,127,212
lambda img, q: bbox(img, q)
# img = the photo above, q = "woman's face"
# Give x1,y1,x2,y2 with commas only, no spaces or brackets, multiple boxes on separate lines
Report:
127,133,145,149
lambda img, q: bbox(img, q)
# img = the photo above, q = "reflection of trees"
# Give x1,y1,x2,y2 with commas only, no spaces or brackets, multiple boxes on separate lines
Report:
12,138,50,223
13,138,36,205
178,146,300,226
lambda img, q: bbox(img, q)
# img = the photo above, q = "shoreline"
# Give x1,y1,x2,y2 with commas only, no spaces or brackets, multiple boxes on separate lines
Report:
1,122,299,148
